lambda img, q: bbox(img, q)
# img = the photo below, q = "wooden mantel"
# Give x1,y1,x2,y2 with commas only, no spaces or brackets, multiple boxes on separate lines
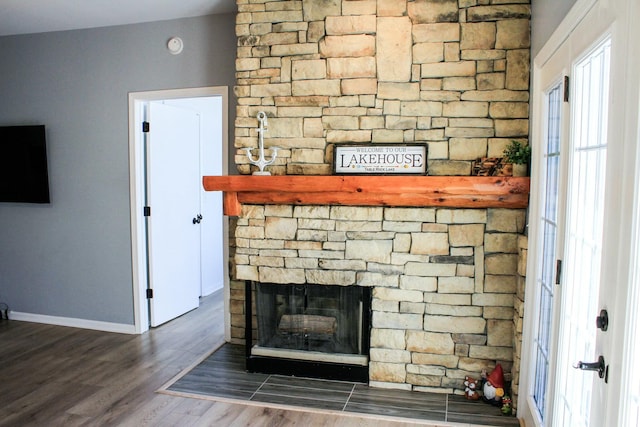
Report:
203,175,530,216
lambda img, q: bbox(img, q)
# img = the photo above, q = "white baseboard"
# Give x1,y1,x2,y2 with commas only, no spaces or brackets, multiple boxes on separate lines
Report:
9,311,138,334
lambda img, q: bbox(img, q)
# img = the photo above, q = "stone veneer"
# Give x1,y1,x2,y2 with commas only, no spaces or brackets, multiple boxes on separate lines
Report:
228,0,531,409
234,0,530,175
511,234,527,412
230,205,525,395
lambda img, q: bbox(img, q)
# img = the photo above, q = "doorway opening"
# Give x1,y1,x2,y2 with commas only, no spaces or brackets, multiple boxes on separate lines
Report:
128,86,229,335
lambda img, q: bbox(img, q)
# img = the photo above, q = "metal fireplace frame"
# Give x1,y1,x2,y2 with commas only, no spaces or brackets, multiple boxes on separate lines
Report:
244,280,371,383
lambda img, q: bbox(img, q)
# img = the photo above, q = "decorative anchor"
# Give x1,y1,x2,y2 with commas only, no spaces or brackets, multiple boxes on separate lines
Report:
244,111,279,175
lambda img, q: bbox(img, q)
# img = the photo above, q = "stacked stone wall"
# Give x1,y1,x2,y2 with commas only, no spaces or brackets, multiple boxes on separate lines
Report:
511,234,527,413
230,204,525,395
234,0,531,175
230,0,531,406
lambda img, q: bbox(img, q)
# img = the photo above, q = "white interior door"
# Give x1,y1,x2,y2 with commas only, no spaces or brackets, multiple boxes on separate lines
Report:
161,97,225,297
147,101,201,327
199,98,225,296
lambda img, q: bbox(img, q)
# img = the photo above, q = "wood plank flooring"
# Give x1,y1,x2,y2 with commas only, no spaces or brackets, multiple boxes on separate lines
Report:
0,291,461,427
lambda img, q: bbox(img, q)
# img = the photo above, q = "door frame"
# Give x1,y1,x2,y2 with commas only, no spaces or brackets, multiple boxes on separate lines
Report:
127,86,230,335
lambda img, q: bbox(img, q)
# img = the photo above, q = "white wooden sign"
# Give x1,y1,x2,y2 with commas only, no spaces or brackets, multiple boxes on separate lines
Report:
334,144,427,174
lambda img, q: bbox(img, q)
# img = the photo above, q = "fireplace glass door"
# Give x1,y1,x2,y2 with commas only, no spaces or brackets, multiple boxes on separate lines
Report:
255,283,367,357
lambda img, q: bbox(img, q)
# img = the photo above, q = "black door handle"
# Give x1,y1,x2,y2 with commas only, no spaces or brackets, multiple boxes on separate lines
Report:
574,355,605,378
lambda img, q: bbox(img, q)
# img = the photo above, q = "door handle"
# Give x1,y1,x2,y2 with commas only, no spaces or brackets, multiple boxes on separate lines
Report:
573,355,606,378
192,214,203,224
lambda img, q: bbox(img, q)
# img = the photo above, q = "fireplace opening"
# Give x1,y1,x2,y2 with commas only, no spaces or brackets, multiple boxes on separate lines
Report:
245,281,371,382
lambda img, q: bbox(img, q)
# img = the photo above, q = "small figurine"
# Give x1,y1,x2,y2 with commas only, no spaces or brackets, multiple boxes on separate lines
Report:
482,364,505,406
501,394,513,416
463,376,480,400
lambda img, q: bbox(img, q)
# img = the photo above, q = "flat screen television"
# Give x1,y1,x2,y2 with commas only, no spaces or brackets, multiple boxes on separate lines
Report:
0,125,51,203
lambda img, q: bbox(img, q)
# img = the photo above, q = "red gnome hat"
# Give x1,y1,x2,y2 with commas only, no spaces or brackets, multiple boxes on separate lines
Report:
487,364,504,388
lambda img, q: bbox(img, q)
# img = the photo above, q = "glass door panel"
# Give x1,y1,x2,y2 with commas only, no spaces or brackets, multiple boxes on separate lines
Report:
552,38,611,427
531,82,563,422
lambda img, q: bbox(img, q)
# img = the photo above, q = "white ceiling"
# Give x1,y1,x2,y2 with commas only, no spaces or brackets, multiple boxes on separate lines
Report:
0,0,237,37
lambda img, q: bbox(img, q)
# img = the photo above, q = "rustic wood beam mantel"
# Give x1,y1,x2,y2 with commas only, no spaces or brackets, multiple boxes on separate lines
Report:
202,175,530,216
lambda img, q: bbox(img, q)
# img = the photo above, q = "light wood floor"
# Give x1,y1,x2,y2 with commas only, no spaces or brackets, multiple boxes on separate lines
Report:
0,291,450,427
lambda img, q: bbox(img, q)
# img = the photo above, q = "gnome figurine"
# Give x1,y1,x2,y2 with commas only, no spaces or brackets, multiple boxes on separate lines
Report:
482,364,505,406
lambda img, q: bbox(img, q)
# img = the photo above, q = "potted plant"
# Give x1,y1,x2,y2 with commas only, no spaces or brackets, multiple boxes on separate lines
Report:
503,140,531,177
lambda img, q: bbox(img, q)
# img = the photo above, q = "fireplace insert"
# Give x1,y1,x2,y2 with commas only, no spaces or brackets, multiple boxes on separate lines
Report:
245,281,371,382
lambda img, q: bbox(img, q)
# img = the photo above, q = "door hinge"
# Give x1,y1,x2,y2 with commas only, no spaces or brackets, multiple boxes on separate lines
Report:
142,121,150,133
144,206,151,217
555,259,563,285
146,289,153,299
563,76,570,102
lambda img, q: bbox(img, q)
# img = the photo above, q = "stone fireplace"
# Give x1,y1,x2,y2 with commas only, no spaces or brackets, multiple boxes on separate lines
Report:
222,0,531,413
227,203,525,391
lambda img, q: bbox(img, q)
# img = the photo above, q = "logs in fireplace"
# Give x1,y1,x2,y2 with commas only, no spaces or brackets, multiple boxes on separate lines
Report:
245,281,371,382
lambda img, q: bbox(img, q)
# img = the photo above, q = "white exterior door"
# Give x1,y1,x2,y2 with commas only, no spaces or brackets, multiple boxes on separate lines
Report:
146,101,201,327
523,0,640,425
598,0,640,424
553,36,610,427
621,185,640,426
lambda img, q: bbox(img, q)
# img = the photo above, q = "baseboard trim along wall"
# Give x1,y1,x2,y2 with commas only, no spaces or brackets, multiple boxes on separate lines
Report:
9,311,138,334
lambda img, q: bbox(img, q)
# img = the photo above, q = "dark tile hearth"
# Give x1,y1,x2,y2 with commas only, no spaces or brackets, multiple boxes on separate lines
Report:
167,344,519,427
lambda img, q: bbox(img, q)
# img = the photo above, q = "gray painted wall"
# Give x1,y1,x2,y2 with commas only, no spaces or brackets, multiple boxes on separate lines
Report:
0,14,236,325
531,0,578,57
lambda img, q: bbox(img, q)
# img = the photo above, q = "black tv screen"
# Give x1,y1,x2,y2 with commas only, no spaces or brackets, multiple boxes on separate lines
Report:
0,125,51,203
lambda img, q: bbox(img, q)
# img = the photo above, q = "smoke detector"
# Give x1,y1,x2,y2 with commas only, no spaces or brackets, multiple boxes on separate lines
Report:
167,37,184,55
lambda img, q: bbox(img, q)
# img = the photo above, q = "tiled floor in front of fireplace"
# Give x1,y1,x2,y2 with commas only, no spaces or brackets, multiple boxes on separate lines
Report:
166,344,519,427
